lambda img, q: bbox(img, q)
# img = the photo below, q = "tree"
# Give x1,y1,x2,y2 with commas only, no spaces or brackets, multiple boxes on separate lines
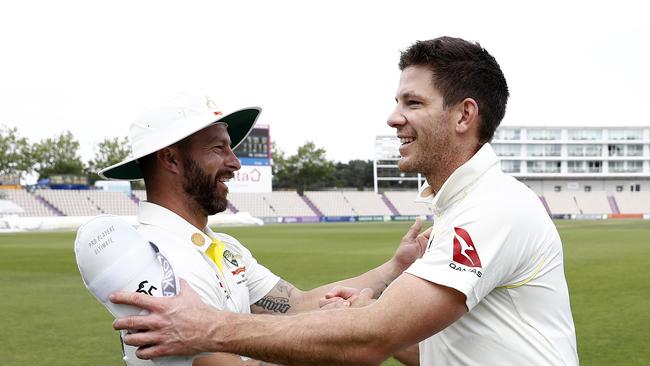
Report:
272,141,335,195
0,126,33,177
343,159,374,190
87,136,131,179
271,144,292,190
32,131,84,180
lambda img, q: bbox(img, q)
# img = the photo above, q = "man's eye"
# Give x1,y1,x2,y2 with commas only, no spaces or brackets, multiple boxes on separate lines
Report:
408,100,421,106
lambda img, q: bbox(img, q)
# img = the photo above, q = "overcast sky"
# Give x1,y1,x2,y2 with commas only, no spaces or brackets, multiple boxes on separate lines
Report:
1,0,648,169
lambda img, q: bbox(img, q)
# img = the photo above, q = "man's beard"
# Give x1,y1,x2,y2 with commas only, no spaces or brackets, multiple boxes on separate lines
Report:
181,155,229,216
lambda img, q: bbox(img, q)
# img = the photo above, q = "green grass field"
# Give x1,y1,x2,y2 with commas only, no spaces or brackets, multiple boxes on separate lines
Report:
1,220,649,365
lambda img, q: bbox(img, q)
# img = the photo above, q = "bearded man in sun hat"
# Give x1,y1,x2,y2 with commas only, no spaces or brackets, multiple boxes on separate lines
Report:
77,92,429,366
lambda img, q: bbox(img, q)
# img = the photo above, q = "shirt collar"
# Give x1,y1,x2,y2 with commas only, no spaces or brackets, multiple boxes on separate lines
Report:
415,143,499,211
138,201,213,253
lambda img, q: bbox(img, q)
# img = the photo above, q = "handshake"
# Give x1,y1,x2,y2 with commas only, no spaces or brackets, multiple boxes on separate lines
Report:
319,286,376,310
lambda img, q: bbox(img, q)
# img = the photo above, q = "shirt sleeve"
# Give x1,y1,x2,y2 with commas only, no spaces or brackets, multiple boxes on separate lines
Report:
405,209,517,311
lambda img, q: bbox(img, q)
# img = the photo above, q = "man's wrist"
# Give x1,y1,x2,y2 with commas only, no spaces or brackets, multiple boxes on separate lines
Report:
205,309,233,353
389,256,410,275
383,257,406,286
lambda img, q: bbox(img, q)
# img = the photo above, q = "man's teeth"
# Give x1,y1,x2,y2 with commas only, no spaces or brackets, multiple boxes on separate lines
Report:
218,177,231,183
400,137,415,145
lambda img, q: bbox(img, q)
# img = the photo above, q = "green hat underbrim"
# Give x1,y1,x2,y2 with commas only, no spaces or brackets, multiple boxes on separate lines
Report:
98,108,261,181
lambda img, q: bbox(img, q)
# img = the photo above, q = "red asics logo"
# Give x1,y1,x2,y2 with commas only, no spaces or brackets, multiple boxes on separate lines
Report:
452,227,482,268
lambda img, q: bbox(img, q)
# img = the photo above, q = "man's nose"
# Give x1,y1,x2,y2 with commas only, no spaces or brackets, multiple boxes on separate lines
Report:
387,107,406,128
226,149,241,171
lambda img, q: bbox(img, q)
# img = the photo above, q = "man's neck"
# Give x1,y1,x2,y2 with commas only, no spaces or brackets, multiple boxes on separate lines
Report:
146,189,208,230
424,144,478,196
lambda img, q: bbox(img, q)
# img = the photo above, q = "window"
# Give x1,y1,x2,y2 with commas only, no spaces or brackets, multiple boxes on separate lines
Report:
554,186,561,192
628,161,643,172
630,184,641,192
493,144,521,156
568,129,602,140
528,144,561,157
496,128,521,140
627,144,643,157
609,129,643,140
527,161,561,173
567,161,586,173
527,128,561,140
608,144,624,157
609,161,625,172
568,144,602,157
567,161,601,173
587,161,602,173
616,185,623,192
500,160,521,173
584,186,591,192
608,161,643,173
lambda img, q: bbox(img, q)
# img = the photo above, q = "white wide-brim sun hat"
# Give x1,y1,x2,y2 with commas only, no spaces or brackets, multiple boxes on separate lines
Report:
98,92,261,181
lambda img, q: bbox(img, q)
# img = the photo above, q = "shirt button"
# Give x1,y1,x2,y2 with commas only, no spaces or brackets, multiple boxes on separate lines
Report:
191,233,205,246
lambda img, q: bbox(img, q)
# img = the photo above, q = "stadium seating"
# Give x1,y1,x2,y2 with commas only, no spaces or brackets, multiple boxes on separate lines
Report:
259,191,316,217
304,191,356,216
85,190,138,216
227,192,275,217
542,192,580,215
341,191,393,216
572,192,612,215
3,187,648,219
613,192,650,214
38,190,104,216
0,189,56,217
382,191,433,216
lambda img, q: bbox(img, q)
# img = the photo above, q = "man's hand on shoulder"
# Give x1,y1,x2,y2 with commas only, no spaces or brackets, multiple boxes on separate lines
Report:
111,279,220,359
392,218,431,272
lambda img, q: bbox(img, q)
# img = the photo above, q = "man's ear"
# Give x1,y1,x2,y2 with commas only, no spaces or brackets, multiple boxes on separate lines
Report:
454,98,480,136
156,147,182,175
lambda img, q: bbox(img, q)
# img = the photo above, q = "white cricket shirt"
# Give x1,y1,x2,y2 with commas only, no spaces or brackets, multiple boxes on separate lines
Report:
405,144,578,365
123,201,279,365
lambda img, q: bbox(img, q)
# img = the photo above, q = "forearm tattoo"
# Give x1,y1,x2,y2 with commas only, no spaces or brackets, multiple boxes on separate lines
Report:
252,280,296,314
254,296,290,313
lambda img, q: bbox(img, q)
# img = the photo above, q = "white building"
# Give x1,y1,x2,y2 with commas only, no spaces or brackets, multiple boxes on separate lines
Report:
374,126,650,194
493,126,650,194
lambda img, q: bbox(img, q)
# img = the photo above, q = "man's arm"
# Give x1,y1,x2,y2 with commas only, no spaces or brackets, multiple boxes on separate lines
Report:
251,219,430,315
393,344,420,366
193,353,280,366
112,273,467,366
318,286,420,366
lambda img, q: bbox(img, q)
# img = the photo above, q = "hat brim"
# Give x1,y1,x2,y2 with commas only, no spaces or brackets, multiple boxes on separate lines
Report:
97,107,261,181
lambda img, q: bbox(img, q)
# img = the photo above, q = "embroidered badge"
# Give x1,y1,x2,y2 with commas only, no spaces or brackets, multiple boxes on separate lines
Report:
223,250,238,266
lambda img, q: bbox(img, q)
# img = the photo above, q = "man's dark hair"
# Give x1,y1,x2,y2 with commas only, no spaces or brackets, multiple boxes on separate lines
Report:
399,36,509,144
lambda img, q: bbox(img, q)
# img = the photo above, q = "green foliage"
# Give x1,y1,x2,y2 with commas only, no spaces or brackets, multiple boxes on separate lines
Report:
273,141,335,194
329,159,374,190
32,131,84,180
86,136,131,181
0,125,33,177
273,143,373,193
1,220,649,365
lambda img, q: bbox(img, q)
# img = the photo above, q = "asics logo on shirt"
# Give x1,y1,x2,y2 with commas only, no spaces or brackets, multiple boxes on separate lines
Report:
452,227,482,268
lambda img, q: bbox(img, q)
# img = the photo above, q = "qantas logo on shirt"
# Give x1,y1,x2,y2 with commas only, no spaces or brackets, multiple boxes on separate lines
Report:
452,227,482,268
